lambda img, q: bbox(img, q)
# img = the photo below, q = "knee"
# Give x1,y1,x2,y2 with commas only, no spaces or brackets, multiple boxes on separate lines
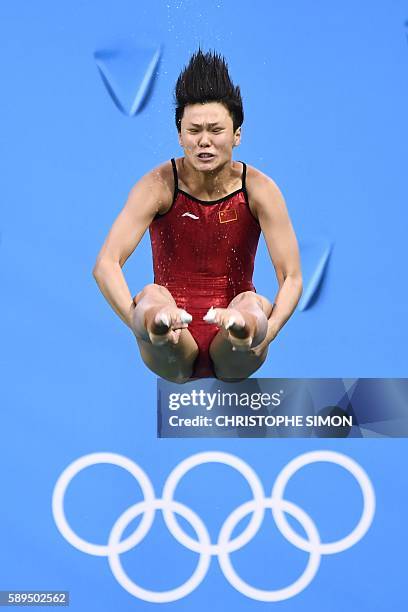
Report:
214,363,250,382
161,373,191,385
240,290,256,299
228,290,255,306
134,283,169,304
213,350,267,381
216,375,248,383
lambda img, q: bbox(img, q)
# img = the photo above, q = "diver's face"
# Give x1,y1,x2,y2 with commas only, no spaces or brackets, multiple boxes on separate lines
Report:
178,102,241,170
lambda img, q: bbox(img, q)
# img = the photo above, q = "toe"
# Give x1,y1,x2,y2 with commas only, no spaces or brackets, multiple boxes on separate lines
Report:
203,306,217,323
180,309,192,324
155,312,171,328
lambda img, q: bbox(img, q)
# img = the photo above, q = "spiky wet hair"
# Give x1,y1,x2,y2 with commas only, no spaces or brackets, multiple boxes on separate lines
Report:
174,48,244,133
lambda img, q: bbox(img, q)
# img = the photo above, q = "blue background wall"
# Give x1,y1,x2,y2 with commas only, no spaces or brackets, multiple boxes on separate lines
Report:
1,1,407,610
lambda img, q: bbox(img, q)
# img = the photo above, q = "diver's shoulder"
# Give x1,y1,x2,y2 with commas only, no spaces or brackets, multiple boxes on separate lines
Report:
146,159,175,189
140,159,175,214
245,163,281,190
244,164,285,211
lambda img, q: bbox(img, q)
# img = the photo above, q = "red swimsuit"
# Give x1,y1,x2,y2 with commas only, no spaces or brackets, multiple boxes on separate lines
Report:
149,158,261,378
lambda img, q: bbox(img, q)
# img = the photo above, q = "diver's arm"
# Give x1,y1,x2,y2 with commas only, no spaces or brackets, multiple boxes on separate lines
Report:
249,171,303,342
92,165,172,329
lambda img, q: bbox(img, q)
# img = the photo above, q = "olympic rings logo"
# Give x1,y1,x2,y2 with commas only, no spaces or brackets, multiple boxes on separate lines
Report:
52,450,375,603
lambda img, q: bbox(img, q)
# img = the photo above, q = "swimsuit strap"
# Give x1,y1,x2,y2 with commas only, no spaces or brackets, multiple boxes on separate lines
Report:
170,158,178,202
239,160,250,207
241,161,247,191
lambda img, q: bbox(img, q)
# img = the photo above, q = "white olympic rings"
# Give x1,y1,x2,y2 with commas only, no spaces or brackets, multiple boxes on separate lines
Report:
52,450,375,603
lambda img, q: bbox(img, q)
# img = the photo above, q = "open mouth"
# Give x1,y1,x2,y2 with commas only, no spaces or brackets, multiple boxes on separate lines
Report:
197,153,215,160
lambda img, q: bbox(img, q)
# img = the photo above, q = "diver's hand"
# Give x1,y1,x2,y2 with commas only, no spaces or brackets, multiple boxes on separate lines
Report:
249,327,277,357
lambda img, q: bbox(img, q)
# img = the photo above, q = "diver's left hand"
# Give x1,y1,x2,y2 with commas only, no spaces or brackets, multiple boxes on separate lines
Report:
249,330,277,357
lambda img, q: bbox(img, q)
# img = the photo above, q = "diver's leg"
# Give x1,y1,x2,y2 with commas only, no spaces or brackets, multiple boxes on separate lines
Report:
207,291,274,381
132,284,198,383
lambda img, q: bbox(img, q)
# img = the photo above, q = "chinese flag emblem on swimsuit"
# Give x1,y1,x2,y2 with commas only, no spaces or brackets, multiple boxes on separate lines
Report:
219,208,238,223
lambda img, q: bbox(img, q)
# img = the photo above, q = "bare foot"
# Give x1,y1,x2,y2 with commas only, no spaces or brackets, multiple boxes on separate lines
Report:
203,306,262,351
143,305,192,346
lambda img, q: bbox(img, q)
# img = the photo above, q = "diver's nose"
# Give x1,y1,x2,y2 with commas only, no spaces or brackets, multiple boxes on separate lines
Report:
198,131,211,146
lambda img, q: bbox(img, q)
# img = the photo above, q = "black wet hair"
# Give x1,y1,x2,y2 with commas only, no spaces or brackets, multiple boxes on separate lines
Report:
174,48,244,133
